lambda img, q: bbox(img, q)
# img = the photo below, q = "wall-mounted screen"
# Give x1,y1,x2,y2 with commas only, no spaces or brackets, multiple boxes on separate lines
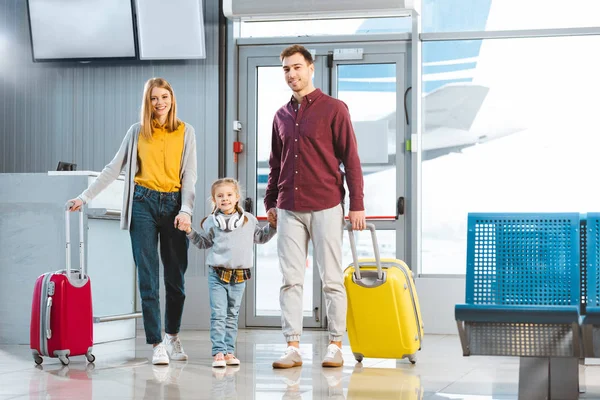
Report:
135,0,206,60
27,0,137,62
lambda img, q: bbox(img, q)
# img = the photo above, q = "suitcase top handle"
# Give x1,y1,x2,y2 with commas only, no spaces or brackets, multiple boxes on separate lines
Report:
345,222,383,281
65,201,86,280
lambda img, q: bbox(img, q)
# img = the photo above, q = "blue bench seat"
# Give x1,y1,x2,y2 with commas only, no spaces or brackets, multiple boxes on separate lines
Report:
456,304,581,325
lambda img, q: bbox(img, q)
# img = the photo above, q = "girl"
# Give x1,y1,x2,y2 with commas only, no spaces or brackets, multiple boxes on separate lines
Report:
67,78,197,366
181,178,275,367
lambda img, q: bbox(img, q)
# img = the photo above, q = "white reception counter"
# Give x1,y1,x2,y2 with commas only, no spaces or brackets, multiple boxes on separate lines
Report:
0,172,137,345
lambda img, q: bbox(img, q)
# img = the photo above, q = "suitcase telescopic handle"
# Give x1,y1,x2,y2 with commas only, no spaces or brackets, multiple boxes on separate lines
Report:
65,202,86,279
345,223,383,280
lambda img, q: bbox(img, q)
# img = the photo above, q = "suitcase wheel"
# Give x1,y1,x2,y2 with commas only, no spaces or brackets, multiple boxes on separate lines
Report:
408,354,417,364
33,354,43,365
59,355,69,366
85,352,95,363
353,352,364,363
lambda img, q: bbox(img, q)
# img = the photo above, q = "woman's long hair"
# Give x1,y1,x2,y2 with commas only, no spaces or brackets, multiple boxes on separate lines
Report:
139,78,182,140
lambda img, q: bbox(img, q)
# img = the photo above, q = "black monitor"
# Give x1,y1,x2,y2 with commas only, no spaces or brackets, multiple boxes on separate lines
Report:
56,162,77,171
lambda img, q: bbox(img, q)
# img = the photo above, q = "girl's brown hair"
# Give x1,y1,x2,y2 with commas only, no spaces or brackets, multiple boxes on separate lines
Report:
139,77,182,140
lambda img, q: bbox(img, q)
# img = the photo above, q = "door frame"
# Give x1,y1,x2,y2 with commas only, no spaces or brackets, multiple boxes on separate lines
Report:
236,36,411,328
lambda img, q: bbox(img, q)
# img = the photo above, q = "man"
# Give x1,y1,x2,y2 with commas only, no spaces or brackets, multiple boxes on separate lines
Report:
265,44,366,369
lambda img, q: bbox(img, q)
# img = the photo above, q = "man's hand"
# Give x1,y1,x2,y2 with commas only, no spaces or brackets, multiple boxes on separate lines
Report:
267,208,278,228
174,213,192,233
348,210,366,231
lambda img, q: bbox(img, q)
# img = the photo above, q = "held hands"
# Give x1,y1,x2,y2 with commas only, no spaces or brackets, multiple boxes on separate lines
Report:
348,210,366,231
66,198,83,211
174,213,192,234
267,208,278,229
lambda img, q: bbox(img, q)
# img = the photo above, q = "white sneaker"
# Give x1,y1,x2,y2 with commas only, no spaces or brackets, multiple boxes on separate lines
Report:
163,335,188,361
152,343,169,365
272,346,303,369
212,352,227,368
322,344,344,368
224,353,240,366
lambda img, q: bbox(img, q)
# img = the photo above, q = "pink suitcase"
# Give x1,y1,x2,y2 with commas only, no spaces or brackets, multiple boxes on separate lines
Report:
30,205,95,366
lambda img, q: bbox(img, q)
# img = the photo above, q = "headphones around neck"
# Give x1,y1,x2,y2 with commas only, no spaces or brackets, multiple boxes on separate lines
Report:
212,211,244,231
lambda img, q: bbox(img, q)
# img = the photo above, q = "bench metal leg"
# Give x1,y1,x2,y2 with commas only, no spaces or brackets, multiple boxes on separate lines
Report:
518,357,549,400
579,358,586,394
582,324,594,358
456,321,470,356
518,357,579,400
550,357,579,400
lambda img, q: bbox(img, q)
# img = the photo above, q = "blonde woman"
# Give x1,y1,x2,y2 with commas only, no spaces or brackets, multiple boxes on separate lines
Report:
67,78,197,366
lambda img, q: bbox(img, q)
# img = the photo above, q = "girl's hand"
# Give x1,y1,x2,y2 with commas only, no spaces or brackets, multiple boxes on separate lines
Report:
174,213,191,232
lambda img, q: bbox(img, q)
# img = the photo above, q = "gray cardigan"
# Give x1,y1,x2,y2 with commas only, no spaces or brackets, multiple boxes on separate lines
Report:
187,212,276,269
78,122,197,230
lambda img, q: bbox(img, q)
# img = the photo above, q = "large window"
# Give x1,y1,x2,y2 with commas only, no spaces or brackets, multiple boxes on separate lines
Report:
422,0,600,32
421,35,600,274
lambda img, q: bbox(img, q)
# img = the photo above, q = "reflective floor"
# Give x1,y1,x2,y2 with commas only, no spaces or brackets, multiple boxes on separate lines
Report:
2,330,600,399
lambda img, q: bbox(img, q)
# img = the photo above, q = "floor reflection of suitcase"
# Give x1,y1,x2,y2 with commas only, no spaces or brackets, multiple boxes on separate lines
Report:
344,223,424,363
347,365,424,400
30,206,95,366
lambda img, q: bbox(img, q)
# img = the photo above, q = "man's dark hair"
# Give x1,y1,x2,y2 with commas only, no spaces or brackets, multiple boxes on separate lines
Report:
280,44,314,65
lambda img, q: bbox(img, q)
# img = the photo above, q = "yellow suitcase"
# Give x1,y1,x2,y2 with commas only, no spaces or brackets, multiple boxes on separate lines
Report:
344,224,424,363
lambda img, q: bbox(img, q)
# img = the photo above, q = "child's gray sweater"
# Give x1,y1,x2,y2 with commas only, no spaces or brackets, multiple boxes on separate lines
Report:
187,212,275,269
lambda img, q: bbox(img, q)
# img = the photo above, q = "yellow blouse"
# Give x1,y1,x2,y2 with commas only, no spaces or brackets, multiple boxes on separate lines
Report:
134,121,185,192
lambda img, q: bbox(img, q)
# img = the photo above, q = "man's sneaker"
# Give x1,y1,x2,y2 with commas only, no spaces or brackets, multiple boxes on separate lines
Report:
163,335,188,361
152,343,169,365
224,353,240,366
212,352,227,368
272,346,303,369
321,344,344,368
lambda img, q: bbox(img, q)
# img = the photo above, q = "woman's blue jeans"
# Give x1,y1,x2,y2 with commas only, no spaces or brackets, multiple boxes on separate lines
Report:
129,185,188,345
208,268,246,356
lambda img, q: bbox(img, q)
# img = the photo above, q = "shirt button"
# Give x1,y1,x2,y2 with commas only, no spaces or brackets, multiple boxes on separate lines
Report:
295,139,297,142
295,187,298,190
295,123,299,126
295,155,298,158
295,171,298,174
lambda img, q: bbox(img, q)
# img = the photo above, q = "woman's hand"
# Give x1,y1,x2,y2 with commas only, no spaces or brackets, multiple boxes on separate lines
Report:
174,213,192,233
66,198,83,211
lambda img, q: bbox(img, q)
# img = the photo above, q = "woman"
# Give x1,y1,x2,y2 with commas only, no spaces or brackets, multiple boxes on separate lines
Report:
67,77,197,366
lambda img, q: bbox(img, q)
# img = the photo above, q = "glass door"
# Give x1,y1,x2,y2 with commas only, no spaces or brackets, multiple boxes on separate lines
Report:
238,42,409,328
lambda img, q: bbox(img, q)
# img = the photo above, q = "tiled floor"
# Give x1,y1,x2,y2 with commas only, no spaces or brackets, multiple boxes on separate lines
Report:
2,330,600,399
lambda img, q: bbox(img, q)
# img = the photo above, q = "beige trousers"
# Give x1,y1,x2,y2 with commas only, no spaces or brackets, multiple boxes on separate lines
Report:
277,204,346,342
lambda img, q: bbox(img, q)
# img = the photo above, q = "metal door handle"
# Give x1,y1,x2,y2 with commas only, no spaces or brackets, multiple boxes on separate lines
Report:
243,197,253,213
314,307,320,322
396,197,405,219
